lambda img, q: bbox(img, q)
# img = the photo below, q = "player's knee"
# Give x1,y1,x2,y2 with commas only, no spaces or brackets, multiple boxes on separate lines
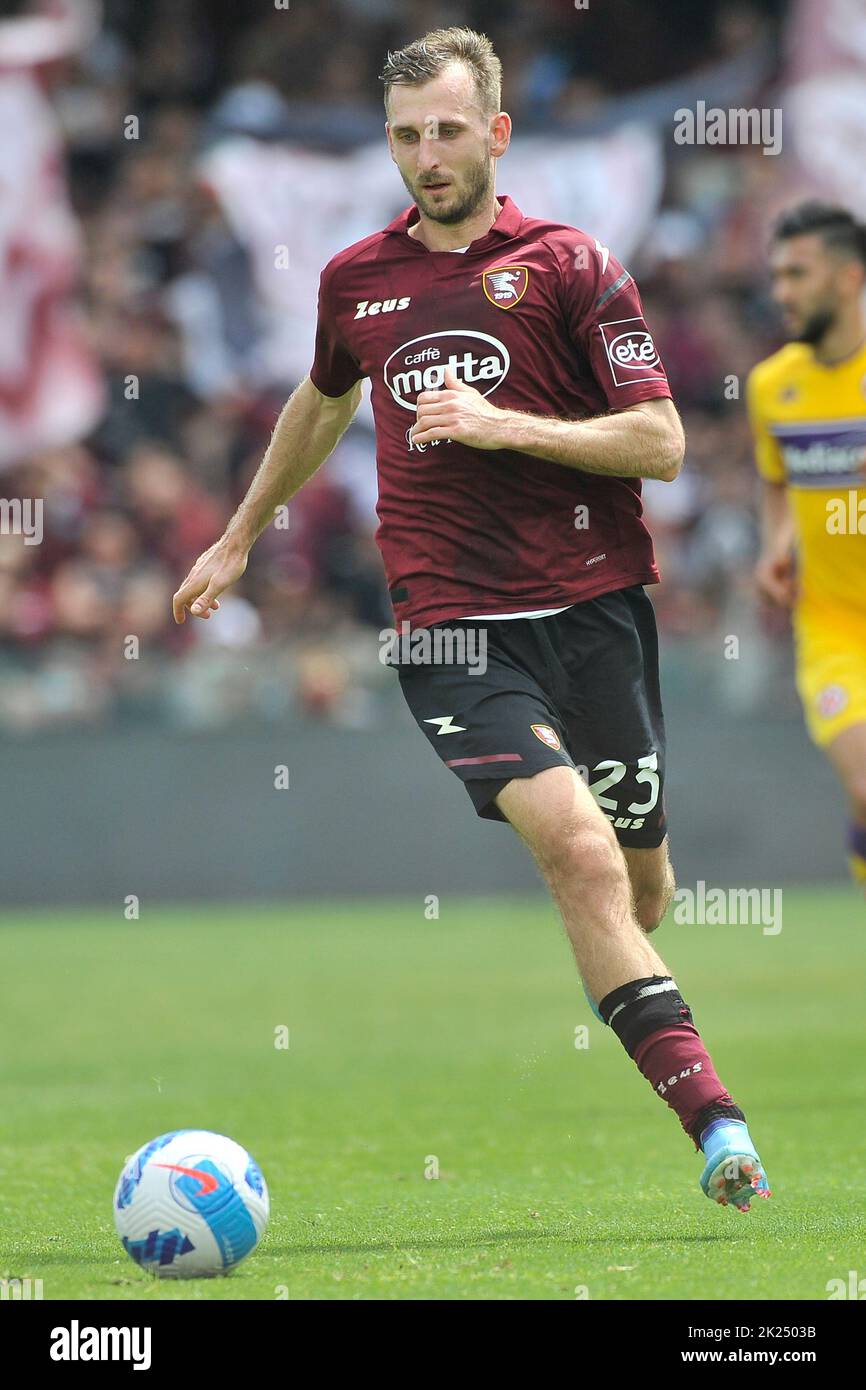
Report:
543,823,624,896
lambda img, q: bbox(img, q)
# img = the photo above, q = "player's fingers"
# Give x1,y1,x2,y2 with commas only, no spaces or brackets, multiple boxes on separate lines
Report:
414,405,450,425
190,596,222,620
442,366,469,390
189,578,223,618
769,567,795,604
410,426,450,445
756,568,788,608
415,403,453,425
412,411,453,430
416,388,457,407
173,578,202,624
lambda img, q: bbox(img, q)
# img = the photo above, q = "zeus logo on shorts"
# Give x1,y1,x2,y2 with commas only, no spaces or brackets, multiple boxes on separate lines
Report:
384,331,510,411
598,317,661,386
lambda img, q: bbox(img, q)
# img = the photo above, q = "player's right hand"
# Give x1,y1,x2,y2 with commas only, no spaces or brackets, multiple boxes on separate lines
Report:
172,538,249,623
754,549,797,609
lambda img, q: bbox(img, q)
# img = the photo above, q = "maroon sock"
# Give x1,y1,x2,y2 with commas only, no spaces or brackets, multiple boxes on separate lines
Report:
634,1024,736,1148
597,975,740,1150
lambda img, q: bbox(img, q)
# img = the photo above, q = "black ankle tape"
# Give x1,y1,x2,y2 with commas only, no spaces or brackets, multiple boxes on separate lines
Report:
598,975,694,1056
691,1101,746,1148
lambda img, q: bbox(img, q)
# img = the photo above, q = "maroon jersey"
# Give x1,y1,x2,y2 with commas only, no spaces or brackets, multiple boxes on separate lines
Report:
310,195,671,628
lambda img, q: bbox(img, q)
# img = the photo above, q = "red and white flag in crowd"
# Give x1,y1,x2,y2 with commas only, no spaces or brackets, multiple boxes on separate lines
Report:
0,0,104,470
783,0,866,217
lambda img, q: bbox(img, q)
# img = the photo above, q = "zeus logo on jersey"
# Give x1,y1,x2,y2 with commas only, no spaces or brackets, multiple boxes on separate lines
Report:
354,297,411,319
598,316,661,387
384,330,510,411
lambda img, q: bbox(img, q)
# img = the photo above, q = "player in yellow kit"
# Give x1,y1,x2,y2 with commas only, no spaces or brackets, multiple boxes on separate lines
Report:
747,202,866,885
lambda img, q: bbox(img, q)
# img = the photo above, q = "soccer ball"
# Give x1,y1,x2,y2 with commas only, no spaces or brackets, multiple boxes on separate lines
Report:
113,1130,269,1278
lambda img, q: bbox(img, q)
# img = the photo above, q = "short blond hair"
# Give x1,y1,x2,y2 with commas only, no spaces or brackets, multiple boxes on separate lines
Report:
380,26,502,116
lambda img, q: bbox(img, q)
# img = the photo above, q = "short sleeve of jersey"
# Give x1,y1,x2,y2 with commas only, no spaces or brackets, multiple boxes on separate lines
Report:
745,365,785,483
558,240,671,407
309,264,364,398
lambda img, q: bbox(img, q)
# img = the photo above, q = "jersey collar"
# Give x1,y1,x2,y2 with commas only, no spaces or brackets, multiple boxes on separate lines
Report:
383,194,523,252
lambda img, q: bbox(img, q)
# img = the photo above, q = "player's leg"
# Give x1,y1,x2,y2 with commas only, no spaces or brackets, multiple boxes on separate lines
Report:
551,588,674,937
621,840,675,934
394,612,769,1207
495,766,770,1210
795,613,866,885
497,765,662,1000
824,720,866,886
579,839,673,1020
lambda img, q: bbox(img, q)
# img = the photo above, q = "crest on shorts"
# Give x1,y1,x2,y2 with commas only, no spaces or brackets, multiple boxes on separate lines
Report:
531,723,561,750
817,683,848,718
482,265,529,309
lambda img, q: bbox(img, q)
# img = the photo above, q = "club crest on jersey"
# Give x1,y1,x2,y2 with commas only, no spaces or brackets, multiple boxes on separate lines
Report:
531,723,561,750
599,316,661,386
482,265,529,309
817,683,848,719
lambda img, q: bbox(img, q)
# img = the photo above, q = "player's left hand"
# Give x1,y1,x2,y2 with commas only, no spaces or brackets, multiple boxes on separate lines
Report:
411,366,510,450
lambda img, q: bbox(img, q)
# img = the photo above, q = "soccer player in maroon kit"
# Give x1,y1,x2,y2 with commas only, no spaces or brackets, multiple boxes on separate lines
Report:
174,27,770,1210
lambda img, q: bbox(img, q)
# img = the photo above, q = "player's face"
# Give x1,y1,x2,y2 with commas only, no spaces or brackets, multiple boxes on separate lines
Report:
386,65,502,226
770,235,847,345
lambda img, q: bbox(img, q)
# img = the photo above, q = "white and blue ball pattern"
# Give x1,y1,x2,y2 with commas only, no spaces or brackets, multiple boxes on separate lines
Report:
114,1130,269,1278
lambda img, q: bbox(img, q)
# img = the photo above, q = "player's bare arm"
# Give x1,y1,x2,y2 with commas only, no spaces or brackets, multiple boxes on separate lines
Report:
172,376,362,623
411,366,684,481
755,478,797,608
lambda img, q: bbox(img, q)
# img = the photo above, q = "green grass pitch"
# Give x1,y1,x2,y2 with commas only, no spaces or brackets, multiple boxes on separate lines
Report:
1,890,864,1301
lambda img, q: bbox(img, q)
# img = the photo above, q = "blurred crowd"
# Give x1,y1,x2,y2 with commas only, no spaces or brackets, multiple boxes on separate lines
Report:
0,0,801,731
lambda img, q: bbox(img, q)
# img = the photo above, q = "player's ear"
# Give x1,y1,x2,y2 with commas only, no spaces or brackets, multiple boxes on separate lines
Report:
490,111,511,156
842,258,866,298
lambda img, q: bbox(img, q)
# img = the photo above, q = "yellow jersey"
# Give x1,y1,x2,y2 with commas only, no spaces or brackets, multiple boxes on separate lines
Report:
746,340,866,618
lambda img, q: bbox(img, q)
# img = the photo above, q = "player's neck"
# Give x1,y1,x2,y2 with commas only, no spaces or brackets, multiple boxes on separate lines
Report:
811,311,866,367
408,194,503,253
